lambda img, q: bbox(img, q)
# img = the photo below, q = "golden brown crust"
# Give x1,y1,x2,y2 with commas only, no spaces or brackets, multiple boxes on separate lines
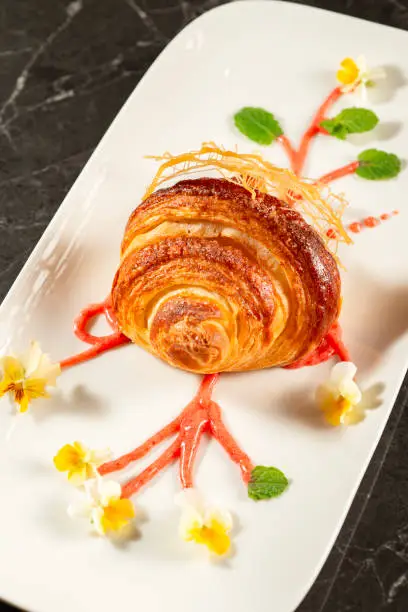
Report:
111,178,341,373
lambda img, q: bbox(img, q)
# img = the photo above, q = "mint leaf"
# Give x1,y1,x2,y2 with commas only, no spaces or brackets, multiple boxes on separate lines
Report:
356,149,401,180
320,119,349,140
321,107,379,140
234,107,283,145
248,465,289,501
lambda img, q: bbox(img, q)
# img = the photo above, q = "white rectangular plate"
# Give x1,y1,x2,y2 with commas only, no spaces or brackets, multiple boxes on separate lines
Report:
1,2,408,611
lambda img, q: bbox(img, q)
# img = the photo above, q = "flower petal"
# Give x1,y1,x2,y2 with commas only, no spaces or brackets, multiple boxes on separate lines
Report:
83,479,100,504
68,465,89,487
189,521,231,556
72,441,88,459
54,444,81,472
17,392,30,413
338,400,354,425
202,526,231,556
98,480,122,505
30,354,60,387
343,405,365,426
23,378,49,400
204,507,233,533
0,357,24,383
324,403,347,426
89,447,112,466
21,341,42,376
342,57,358,71
356,55,368,74
116,498,135,520
91,507,106,535
101,498,135,533
340,379,362,405
337,57,359,86
359,83,368,101
179,506,204,541
0,378,11,398
330,362,357,386
367,67,386,82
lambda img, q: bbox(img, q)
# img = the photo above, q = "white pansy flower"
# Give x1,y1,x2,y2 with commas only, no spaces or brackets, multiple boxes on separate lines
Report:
337,55,385,100
175,489,233,556
316,362,362,426
68,479,134,536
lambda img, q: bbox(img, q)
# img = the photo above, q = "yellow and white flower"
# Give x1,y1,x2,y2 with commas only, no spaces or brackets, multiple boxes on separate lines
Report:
337,56,385,98
176,489,233,557
316,361,362,426
54,441,111,486
68,479,135,536
0,341,60,413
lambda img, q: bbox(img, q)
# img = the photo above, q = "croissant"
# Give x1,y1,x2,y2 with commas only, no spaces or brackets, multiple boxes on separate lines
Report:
111,178,341,374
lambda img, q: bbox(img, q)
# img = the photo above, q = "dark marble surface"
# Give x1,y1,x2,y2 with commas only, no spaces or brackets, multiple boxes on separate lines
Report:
0,1,407,611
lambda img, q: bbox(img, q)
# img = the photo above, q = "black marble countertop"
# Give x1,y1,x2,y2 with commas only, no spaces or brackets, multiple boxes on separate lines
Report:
0,1,408,611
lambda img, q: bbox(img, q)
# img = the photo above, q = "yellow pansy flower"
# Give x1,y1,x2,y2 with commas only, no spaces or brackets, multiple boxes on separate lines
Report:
54,441,111,486
316,361,362,426
176,489,233,557
68,479,135,536
337,57,360,89
0,341,60,412
337,55,385,98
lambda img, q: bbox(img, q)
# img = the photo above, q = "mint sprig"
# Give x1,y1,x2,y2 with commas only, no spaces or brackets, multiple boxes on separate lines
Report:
356,149,401,180
320,107,379,140
234,107,283,145
248,465,289,501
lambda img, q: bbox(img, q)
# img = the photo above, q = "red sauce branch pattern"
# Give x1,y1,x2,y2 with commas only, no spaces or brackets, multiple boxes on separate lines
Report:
293,86,343,176
318,161,360,184
98,374,254,498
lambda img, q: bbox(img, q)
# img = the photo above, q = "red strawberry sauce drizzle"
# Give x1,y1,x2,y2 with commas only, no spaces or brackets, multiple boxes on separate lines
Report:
59,299,130,370
285,86,344,176
59,84,396,497
319,161,360,184
98,373,254,497
285,322,350,369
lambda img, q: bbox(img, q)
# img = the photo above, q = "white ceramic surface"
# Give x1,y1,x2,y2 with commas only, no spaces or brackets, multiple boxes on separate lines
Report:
1,2,408,611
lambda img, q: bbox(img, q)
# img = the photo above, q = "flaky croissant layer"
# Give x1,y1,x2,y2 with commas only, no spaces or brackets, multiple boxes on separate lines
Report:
111,178,341,373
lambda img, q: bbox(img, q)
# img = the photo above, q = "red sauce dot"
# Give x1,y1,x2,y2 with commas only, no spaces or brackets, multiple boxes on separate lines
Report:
380,213,390,221
326,228,337,239
392,210,399,215
349,222,363,234
364,216,380,228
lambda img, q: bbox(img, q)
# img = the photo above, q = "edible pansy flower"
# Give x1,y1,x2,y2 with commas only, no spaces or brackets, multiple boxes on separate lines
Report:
316,361,362,426
336,56,385,98
0,341,60,413
54,441,111,486
176,489,233,557
68,479,135,536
